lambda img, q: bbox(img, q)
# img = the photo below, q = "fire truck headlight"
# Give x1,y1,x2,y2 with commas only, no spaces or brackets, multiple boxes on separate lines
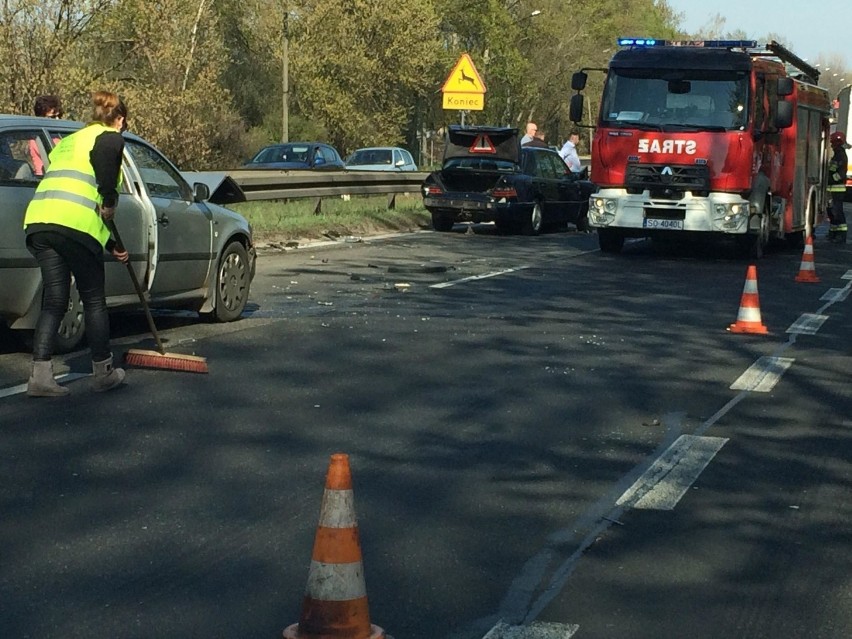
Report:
590,197,617,225
712,202,748,231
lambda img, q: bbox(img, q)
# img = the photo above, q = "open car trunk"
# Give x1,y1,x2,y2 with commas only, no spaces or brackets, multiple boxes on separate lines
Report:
435,125,520,193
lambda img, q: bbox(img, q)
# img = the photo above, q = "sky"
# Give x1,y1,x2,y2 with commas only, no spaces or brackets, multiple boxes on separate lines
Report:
664,0,850,66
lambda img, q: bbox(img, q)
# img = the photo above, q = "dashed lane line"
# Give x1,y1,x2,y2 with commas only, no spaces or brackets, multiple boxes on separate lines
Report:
0,372,88,399
786,313,829,335
482,621,579,639
730,356,795,392
430,266,530,289
472,269,852,634
616,434,729,511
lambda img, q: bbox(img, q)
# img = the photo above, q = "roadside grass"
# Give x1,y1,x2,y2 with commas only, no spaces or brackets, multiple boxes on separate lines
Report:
229,193,431,245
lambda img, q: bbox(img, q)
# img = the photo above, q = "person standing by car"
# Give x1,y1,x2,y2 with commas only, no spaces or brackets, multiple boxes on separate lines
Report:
520,122,538,145
23,90,129,397
559,131,582,174
30,94,63,175
827,131,849,243
523,128,548,148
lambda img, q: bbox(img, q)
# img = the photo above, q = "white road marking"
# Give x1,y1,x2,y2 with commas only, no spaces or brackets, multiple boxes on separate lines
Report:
821,288,850,302
730,356,794,392
482,621,579,639
616,434,728,510
786,313,829,335
430,266,530,289
842,269,852,280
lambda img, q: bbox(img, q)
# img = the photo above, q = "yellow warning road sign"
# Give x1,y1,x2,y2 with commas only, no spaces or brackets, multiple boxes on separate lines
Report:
441,53,486,95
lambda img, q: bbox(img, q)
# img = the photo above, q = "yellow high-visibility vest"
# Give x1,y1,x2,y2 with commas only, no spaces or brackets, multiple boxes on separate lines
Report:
24,123,121,247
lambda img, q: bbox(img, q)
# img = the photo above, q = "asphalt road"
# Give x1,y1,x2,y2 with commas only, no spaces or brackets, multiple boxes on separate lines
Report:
1,222,850,639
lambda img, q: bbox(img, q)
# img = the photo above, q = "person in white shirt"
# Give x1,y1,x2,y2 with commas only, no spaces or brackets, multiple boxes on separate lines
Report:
559,132,582,173
520,122,537,145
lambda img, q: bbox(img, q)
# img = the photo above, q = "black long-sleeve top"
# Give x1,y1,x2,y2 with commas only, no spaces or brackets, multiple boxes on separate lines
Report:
90,130,125,208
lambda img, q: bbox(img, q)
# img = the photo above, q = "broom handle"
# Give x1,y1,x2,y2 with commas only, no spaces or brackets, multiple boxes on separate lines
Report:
105,218,166,355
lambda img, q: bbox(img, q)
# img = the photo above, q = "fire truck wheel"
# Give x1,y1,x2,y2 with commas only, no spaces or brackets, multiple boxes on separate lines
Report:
598,228,624,253
737,233,756,258
785,230,805,250
738,214,768,259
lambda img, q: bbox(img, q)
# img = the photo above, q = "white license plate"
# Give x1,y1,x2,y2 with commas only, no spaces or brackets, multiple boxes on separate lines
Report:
643,218,683,230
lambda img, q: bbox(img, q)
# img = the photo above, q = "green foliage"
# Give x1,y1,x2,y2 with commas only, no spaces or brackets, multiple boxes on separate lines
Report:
289,0,443,155
16,0,828,168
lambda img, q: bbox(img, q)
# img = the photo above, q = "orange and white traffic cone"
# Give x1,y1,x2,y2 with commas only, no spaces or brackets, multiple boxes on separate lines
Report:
283,454,386,639
794,235,820,283
728,264,769,334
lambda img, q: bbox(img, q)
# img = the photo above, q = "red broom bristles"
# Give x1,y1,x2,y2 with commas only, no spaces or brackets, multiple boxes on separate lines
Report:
124,349,209,374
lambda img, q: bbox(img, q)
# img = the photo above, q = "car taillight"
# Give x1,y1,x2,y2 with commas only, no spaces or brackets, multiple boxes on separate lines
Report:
424,185,443,196
491,186,517,198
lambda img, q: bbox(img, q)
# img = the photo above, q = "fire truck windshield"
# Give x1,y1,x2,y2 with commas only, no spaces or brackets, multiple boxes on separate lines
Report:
600,69,749,132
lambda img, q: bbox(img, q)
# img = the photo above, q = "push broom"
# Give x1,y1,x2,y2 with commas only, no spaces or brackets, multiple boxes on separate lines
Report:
105,218,209,374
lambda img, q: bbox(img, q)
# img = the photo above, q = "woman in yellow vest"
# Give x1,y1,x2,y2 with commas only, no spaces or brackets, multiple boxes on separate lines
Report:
23,91,130,397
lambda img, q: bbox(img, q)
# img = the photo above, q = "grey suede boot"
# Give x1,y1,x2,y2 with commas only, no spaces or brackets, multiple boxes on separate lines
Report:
27,360,70,397
91,355,126,392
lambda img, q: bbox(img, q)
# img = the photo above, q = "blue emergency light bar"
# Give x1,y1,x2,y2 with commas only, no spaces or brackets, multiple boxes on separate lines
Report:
617,37,758,48
617,38,658,46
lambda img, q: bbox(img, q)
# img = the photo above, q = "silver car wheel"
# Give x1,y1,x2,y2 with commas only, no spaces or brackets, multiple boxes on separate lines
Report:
215,241,250,322
523,202,543,236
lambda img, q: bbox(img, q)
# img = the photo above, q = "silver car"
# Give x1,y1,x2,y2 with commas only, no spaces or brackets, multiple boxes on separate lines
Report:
345,147,418,171
0,115,256,351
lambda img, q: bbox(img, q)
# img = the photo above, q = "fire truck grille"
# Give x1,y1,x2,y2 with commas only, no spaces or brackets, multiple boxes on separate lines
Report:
625,164,710,194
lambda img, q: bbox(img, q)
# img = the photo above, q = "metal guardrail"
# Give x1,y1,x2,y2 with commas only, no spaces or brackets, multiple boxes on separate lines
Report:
183,169,429,206
229,169,430,201
185,157,590,207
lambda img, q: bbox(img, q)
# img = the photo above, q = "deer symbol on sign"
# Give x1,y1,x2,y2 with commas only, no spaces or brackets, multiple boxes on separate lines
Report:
459,68,477,87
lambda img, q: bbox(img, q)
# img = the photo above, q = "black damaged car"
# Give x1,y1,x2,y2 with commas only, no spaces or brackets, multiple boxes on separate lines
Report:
422,125,597,235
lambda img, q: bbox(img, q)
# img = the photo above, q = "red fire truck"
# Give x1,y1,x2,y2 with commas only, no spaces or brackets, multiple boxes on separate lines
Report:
569,39,831,256
833,84,852,200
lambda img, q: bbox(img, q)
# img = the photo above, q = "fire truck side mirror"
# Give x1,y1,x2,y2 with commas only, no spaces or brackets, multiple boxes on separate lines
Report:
775,101,794,129
571,71,588,91
569,94,585,123
777,77,794,97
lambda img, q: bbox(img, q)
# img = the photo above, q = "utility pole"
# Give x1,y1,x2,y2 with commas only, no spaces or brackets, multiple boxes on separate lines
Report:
282,4,289,142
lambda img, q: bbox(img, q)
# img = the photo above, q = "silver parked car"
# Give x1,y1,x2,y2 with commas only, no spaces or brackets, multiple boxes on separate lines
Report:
345,146,418,171
0,115,256,352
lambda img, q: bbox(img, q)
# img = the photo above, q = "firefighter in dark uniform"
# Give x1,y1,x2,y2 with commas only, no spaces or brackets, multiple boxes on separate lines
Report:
827,131,849,243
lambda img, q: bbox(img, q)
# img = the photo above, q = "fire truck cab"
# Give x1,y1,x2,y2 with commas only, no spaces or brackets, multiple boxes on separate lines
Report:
570,38,831,257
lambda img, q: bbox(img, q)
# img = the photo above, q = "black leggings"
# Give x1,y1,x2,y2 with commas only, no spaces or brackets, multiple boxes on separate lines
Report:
27,231,112,361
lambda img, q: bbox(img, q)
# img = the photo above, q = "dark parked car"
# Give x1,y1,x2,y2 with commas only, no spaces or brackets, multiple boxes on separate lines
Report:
422,125,596,234
242,142,345,170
